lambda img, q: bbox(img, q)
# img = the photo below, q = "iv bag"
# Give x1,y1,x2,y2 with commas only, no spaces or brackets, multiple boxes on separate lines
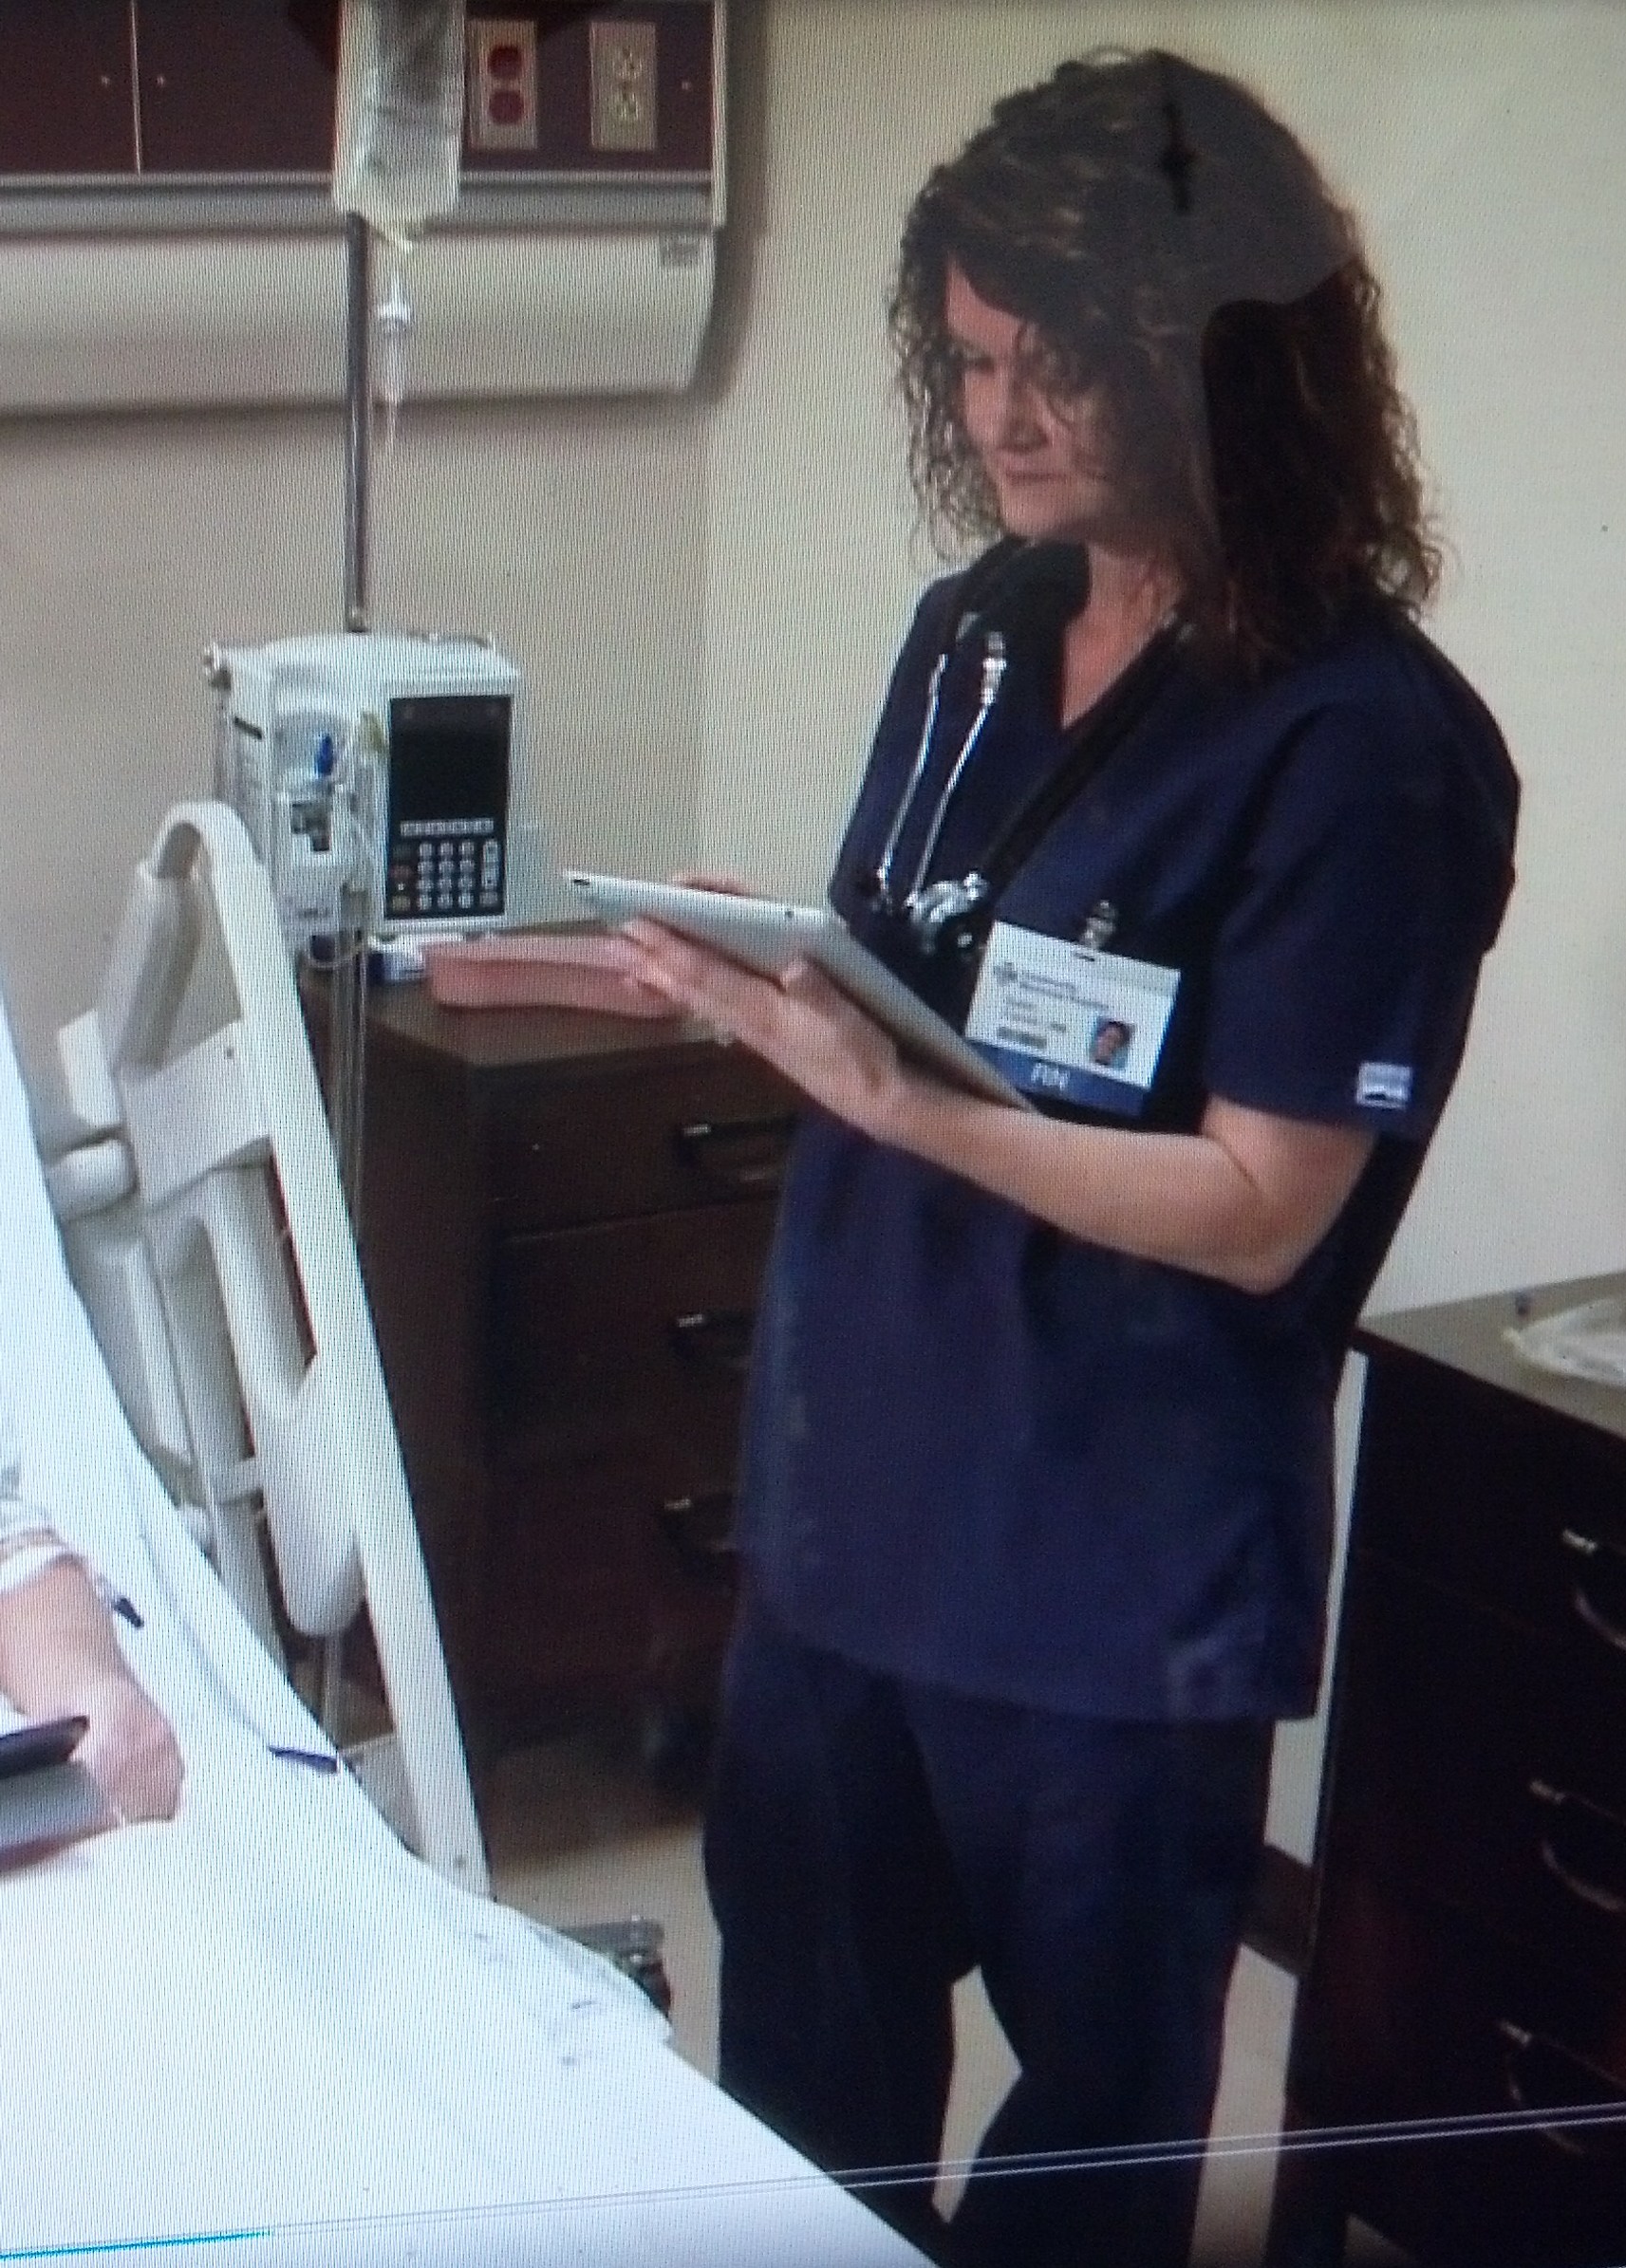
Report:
333,0,468,251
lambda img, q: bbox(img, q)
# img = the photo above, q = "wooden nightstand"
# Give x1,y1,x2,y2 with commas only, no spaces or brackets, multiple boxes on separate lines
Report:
1268,1275,1626,2267
311,977,798,1768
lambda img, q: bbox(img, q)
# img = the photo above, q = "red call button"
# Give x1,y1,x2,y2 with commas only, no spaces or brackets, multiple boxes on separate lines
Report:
490,44,526,78
490,88,527,125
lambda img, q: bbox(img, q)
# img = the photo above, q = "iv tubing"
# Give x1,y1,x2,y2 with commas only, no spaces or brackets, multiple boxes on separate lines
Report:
334,213,374,1236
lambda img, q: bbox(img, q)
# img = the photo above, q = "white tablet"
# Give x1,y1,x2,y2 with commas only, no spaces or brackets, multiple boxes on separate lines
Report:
565,872,1030,1109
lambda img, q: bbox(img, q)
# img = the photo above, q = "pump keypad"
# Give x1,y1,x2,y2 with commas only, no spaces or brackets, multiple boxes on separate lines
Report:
387,820,503,921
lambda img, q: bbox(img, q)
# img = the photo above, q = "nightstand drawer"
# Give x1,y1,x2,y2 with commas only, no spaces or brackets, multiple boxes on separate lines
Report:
1355,1354,1626,1640
1329,1558,1626,1984
490,1199,777,1462
490,1052,797,1229
479,1451,739,1719
1292,1873,1626,2268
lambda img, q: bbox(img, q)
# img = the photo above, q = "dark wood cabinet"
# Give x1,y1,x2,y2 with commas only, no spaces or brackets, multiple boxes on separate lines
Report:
323,980,796,1766
0,0,136,175
136,3,339,175
1269,1275,1626,2268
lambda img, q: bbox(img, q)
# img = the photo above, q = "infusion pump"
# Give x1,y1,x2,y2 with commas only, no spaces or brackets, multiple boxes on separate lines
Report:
207,631,520,954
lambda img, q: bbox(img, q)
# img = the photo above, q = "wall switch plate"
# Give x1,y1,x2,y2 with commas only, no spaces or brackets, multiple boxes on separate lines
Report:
589,19,658,155
467,19,540,154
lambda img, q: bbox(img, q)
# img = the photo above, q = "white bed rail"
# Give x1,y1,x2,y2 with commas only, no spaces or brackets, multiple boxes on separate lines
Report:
34,800,488,1895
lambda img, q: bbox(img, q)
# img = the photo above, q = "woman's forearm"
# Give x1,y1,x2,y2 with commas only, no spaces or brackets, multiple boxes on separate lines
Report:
614,928,1373,1288
877,1073,1372,1292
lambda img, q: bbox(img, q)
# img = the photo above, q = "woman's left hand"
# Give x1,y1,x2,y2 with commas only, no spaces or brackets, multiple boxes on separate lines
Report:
622,920,911,1141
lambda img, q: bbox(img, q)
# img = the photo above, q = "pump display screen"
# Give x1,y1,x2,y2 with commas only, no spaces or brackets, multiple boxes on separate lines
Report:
384,695,512,923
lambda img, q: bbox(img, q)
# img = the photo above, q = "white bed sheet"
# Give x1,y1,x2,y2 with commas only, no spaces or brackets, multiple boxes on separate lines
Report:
0,999,927,2268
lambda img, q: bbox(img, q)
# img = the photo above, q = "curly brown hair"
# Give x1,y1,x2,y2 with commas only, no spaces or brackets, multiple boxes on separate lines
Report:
889,49,1441,675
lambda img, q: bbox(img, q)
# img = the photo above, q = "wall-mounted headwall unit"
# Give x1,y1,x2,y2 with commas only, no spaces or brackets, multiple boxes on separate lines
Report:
0,0,725,412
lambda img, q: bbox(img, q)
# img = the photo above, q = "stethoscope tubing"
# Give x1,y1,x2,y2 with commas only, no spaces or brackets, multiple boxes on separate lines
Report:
905,640,1008,900
871,650,950,908
870,632,1008,921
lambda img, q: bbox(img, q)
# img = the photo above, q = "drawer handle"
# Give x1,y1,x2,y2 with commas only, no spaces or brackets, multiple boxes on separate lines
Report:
1560,1528,1626,1654
669,1309,755,1373
675,1114,797,1191
1529,1780,1626,1916
1498,2019,1626,2162
656,1492,738,1586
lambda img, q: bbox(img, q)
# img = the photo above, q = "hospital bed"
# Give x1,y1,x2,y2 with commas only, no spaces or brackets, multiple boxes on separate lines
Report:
2,803,929,2268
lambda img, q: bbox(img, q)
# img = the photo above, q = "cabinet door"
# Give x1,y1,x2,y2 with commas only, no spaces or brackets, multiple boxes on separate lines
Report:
480,1447,738,1724
1291,1871,1626,2268
1353,1355,1626,1637
135,0,337,174
0,0,135,174
1328,1554,1626,1990
490,1200,777,1466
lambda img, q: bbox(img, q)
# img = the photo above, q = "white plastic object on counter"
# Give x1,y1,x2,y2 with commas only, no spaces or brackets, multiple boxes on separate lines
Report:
1506,1295,1626,1388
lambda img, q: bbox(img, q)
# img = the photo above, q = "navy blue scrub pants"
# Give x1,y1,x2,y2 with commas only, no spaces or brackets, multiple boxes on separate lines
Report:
704,1592,1274,2268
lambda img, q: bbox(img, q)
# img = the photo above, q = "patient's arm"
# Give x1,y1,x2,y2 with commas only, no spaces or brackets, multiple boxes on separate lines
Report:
0,1553,182,1823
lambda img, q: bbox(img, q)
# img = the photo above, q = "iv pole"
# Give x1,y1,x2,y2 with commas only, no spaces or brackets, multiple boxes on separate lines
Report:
327,211,375,1236
327,2,470,1235
305,207,379,1741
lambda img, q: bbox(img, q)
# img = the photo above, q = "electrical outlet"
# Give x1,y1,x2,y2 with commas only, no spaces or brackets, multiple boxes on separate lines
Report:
467,19,540,154
589,19,658,155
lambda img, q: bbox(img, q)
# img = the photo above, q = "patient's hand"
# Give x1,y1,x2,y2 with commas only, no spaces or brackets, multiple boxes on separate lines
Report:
76,1673,183,1824
0,1555,183,1831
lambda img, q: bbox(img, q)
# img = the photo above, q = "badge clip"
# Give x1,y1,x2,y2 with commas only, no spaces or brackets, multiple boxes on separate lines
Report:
1078,900,1118,950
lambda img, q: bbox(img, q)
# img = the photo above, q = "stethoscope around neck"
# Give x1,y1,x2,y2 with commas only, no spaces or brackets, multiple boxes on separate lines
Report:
859,555,1187,965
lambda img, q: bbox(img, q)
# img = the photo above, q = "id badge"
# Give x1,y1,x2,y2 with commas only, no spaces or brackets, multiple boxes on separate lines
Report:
964,920,1180,1116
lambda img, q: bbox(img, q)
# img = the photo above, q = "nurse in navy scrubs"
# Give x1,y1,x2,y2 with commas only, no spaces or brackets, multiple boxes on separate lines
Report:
626,48,1518,2268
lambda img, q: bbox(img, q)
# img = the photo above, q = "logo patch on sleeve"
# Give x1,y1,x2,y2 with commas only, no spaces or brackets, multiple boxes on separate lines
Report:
1356,1061,1412,1109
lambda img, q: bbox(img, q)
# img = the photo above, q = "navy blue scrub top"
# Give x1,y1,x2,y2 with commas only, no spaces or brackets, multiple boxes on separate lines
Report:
733,553,1520,1721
